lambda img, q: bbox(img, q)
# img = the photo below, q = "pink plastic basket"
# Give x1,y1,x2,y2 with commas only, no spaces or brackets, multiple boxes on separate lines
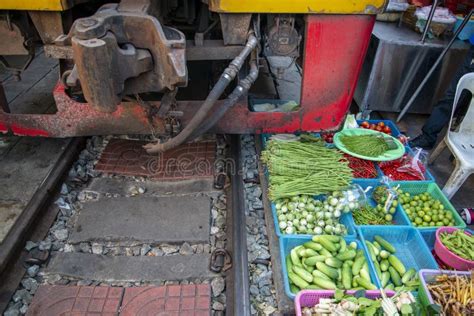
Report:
294,290,395,316
434,227,474,270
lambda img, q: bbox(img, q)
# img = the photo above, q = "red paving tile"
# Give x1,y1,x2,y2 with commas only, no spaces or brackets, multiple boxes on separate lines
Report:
120,284,211,316
27,284,211,316
27,285,123,316
95,139,216,180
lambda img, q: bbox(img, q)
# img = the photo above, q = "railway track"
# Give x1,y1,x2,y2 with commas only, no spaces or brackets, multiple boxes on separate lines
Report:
1,134,278,316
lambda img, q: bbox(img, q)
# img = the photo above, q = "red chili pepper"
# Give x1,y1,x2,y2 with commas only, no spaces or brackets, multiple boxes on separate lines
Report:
378,154,425,181
343,154,377,178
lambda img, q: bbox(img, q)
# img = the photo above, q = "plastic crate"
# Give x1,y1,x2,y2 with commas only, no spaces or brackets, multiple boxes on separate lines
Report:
420,230,436,250
358,226,438,288
377,147,435,183
351,180,411,227
280,236,377,299
418,269,471,312
295,290,395,316
356,119,402,137
271,202,356,239
390,182,466,230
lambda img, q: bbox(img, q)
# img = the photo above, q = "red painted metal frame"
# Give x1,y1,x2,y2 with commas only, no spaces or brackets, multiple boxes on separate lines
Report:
0,15,375,137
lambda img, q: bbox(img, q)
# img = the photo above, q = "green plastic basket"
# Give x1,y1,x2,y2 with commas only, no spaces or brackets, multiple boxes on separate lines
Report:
391,182,466,230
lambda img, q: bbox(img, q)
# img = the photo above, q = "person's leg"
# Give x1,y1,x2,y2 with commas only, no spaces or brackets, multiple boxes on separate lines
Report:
411,47,474,149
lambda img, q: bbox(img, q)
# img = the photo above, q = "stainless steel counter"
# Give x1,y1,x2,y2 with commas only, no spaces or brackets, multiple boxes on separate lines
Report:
354,21,470,115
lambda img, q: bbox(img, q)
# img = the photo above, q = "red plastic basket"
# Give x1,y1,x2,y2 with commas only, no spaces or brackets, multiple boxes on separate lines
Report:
294,290,395,316
434,227,474,270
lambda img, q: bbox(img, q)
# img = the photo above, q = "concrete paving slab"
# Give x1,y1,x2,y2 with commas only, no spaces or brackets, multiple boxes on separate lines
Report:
45,252,215,282
0,200,25,243
69,195,211,244
86,177,218,197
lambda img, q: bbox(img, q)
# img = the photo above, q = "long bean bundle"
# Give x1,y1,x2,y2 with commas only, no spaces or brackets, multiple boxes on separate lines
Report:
262,140,352,200
339,134,389,157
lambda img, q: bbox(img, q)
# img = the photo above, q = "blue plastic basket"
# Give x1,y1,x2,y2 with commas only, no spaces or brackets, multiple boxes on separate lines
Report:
358,226,438,288
279,235,377,299
356,120,402,137
351,179,411,227
271,201,357,239
389,181,466,231
420,229,436,250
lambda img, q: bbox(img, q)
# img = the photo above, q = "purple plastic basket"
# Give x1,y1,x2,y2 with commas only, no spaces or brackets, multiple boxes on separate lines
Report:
295,290,395,316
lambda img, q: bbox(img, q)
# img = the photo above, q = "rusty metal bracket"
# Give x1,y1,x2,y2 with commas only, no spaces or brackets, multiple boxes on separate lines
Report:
210,248,232,273
57,2,187,112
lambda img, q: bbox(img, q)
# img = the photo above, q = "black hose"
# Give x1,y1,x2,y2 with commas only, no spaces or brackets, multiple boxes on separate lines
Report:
187,55,259,141
144,34,258,153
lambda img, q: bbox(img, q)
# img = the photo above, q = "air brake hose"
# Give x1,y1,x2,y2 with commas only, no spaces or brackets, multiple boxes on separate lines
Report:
143,34,258,154
186,54,259,141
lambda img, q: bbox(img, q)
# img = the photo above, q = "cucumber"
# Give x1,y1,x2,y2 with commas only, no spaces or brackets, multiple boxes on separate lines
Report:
345,260,354,267
290,248,302,267
305,284,322,290
288,271,309,289
371,243,380,257
312,235,341,243
373,241,382,250
325,257,343,269
374,235,396,253
385,283,395,290
388,266,402,287
342,263,352,290
379,250,390,259
339,239,347,253
381,271,390,288
303,249,319,257
290,284,300,293
388,255,406,276
286,254,293,275
360,262,371,282
304,241,323,252
312,236,337,252
293,266,313,283
349,241,358,250
304,255,326,266
352,256,365,276
312,277,337,290
355,276,377,290
316,262,339,280
336,249,356,261
319,248,332,257
355,249,364,259
373,260,382,279
380,259,389,272
365,241,376,261
305,264,315,273
402,268,416,284
297,247,307,257
312,269,331,280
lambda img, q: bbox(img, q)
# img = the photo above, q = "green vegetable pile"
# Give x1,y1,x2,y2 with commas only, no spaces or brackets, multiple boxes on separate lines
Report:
439,229,474,261
286,235,377,293
353,186,399,225
397,189,456,227
261,139,352,201
339,134,389,157
275,192,360,235
365,235,419,291
300,289,418,316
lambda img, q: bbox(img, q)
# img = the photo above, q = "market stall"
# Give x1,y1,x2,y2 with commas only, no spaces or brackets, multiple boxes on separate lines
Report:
355,1,473,116
260,117,473,315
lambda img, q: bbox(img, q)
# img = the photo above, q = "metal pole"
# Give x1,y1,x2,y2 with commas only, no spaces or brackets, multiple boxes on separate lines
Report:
421,0,439,43
230,135,251,316
397,10,474,122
